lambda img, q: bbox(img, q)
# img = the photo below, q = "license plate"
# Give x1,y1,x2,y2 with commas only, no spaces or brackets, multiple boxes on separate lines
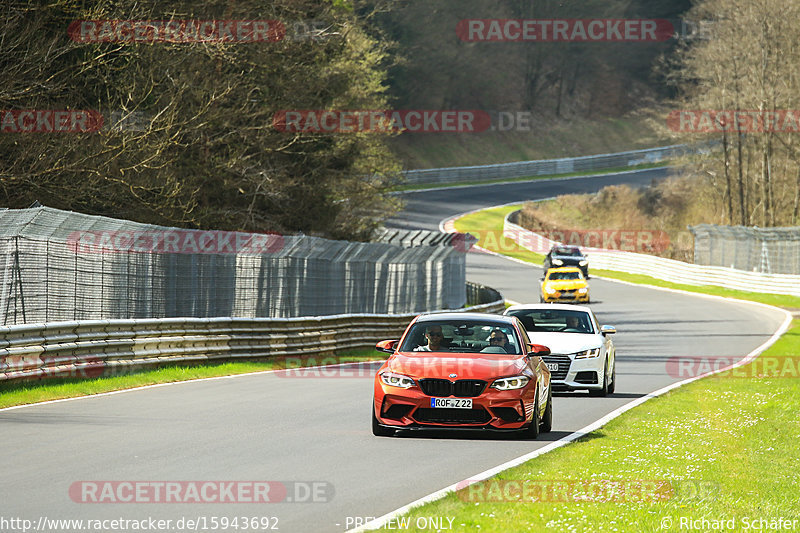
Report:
430,398,473,409
546,363,559,372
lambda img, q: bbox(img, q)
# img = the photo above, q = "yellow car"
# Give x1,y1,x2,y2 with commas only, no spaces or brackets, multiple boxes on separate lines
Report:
540,267,590,304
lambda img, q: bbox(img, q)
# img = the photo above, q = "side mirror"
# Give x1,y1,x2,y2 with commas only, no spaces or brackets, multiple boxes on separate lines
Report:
601,325,616,336
376,340,399,354
527,344,551,357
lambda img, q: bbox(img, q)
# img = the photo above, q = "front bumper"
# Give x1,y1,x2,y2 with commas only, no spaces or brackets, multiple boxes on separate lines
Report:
542,291,590,303
374,383,537,431
545,353,604,390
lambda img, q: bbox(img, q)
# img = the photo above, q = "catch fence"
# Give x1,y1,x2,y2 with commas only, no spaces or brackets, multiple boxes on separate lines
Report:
0,206,470,325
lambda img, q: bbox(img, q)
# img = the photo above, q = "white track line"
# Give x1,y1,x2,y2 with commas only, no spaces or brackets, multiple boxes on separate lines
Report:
348,207,794,533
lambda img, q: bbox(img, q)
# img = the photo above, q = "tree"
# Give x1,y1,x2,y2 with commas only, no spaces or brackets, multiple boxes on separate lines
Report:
669,0,800,227
0,0,401,240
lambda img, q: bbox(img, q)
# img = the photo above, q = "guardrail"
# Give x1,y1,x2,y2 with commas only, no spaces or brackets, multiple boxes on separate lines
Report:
402,144,699,185
0,283,505,382
503,213,800,297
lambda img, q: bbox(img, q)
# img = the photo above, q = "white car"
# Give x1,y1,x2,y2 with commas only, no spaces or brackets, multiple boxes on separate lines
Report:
503,304,616,396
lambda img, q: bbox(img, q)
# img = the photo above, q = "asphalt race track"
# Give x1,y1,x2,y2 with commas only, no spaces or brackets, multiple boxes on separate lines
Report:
0,168,788,533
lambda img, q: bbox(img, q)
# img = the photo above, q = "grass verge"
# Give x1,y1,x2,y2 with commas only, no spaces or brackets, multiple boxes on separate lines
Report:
0,350,382,410
454,204,800,310
392,319,800,531
392,162,666,193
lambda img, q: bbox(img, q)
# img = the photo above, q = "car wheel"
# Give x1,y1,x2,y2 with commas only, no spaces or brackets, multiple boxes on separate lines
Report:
522,389,541,439
607,358,616,394
540,385,553,433
588,359,609,397
372,406,394,437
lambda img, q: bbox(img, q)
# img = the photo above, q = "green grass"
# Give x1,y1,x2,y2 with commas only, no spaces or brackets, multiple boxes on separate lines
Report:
591,269,800,310
392,162,667,193
455,205,800,310
392,321,800,532
454,204,546,265
0,350,382,409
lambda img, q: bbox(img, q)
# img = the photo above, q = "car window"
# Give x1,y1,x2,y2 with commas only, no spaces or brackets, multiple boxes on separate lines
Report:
554,247,582,256
547,271,583,280
507,310,594,334
400,320,522,354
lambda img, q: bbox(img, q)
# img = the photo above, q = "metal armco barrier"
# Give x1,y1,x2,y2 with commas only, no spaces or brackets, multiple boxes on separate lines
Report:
0,283,505,382
503,213,800,297
402,144,700,185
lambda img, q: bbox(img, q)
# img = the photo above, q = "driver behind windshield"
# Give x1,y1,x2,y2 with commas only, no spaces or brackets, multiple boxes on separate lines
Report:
488,329,512,353
414,325,444,351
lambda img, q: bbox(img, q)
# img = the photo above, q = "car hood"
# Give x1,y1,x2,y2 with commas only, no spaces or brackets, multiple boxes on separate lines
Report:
543,279,587,290
524,332,601,355
388,352,526,379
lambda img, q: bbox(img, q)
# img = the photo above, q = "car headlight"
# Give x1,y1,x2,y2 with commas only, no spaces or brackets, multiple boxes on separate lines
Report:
577,287,588,294
574,348,601,359
490,376,530,390
552,259,563,265
380,372,416,388
544,286,557,294
579,260,588,266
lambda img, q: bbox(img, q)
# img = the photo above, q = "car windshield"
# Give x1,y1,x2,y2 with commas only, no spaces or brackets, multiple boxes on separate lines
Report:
399,320,522,354
507,309,594,334
554,247,582,257
547,271,583,280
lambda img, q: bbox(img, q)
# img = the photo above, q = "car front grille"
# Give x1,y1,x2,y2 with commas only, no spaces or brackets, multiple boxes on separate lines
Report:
543,354,571,381
419,379,487,398
413,407,491,424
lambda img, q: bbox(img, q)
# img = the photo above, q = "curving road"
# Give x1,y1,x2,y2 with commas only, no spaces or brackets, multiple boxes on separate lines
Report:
0,168,787,533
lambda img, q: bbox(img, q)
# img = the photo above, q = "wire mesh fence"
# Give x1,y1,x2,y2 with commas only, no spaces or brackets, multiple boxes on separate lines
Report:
0,207,470,325
690,224,800,275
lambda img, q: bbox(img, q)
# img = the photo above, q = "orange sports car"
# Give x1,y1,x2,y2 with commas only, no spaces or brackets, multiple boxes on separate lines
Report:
372,312,552,438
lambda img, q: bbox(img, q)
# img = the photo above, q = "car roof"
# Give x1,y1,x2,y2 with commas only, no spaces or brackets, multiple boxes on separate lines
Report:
552,246,582,253
545,266,582,273
505,303,592,313
415,312,518,325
